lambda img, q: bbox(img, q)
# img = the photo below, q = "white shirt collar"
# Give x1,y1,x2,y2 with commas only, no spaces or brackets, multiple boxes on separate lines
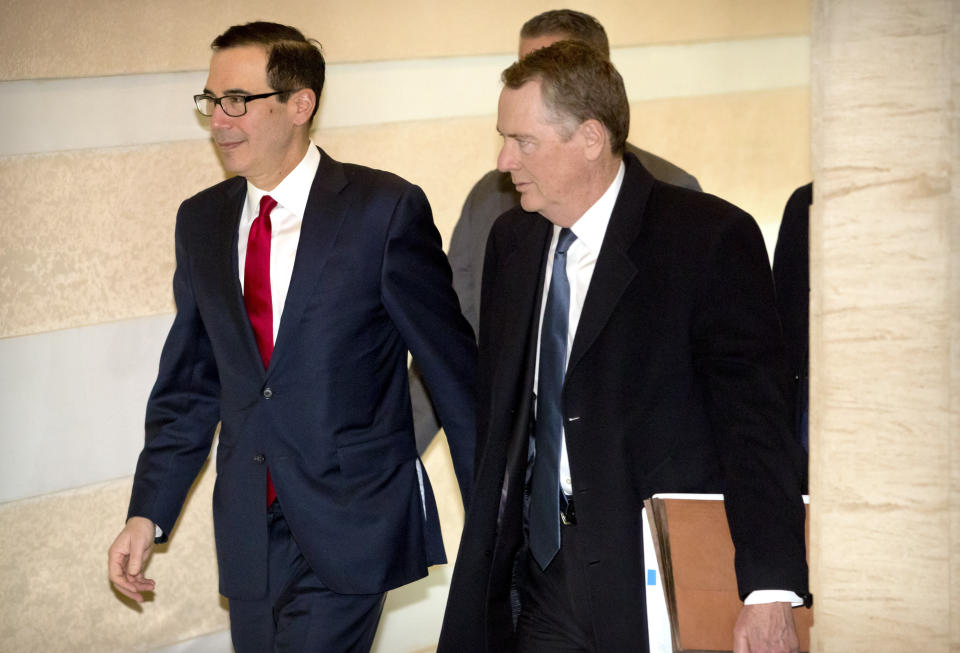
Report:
244,141,321,219
567,161,626,254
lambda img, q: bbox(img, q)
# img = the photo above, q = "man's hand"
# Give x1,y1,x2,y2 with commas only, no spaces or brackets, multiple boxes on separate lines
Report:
108,516,157,602
733,602,799,653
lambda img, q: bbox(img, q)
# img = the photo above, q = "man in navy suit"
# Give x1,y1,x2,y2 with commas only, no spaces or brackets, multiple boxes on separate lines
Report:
107,22,476,652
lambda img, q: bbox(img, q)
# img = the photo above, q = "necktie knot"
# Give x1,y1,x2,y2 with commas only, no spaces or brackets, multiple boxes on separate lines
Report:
556,227,576,255
258,194,278,222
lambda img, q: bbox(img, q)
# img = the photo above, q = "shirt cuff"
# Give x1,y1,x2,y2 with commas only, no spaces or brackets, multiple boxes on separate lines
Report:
744,590,803,607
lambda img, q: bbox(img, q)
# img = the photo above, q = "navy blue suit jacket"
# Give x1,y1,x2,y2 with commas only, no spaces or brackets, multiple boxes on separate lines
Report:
129,148,476,599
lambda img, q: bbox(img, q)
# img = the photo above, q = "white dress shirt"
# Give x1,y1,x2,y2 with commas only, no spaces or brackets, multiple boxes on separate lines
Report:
238,142,321,344
534,162,625,497
533,161,800,606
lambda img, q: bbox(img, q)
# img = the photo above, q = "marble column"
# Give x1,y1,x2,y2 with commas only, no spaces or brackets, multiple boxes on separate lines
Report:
810,1,960,650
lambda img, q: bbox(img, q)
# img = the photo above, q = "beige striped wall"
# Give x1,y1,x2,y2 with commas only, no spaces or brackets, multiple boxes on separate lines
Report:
0,2,811,652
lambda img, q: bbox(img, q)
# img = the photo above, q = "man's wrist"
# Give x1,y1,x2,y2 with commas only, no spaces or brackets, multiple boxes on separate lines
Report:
744,590,803,606
127,515,160,539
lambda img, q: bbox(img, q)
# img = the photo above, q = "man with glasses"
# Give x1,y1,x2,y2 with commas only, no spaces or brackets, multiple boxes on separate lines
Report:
107,21,476,652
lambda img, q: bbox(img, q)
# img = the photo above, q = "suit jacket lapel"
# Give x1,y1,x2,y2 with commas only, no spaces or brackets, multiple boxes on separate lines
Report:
212,178,268,377
269,148,350,374
567,155,654,376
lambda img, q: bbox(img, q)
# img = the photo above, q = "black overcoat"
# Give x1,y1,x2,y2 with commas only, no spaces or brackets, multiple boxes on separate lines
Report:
439,154,808,652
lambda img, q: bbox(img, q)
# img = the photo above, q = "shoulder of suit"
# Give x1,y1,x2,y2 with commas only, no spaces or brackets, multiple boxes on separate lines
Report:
468,169,511,195
337,160,413,188
646,177,755,237
620,153,747,229
470,168,503,188
625,142,700,191
488,204,543,243
180,175,244,210
461,168,520,219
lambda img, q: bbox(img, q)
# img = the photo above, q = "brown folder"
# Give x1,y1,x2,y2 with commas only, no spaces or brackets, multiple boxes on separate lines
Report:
644,495,812,653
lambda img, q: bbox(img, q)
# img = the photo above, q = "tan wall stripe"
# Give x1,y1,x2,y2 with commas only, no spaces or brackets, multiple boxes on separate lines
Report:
1,0,809,81
0,88,808,340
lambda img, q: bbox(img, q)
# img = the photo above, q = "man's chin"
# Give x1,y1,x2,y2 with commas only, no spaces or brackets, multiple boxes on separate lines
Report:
214,150,243,176
518,194,541,214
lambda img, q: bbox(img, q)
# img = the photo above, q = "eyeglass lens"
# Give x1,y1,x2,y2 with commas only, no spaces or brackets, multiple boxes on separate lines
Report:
196,95,248,117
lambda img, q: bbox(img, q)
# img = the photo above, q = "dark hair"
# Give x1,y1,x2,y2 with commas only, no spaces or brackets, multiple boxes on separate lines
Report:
502,40,629,156
211,22,325,122
520,9,610,59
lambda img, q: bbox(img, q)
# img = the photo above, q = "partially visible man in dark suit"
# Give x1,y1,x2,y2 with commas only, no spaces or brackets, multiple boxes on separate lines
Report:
106,22,476,653
439,41,808,653
411,9,700,452
773,182,812,471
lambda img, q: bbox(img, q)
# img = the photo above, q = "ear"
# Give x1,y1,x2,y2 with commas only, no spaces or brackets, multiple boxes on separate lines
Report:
579,118,608,161
288,88,316,127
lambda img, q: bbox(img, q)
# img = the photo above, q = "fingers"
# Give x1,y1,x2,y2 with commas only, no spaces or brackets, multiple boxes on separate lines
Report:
126,537,145,577
111,570,155,602
107,519,156,603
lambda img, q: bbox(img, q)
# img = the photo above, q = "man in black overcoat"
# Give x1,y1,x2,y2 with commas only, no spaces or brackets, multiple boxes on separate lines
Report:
439,40,808,653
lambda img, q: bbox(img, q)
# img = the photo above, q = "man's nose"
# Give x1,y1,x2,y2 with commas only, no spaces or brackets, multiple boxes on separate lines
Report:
210,102,232,129
497,142,517,172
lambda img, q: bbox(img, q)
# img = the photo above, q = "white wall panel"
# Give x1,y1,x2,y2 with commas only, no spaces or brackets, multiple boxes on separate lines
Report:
0,37,808,157
0,313,174,503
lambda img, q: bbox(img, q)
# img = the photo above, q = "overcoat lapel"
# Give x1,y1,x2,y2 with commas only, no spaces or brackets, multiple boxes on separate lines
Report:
486,214,552,421
269,149,350,375
566,156,654,377
483,213,551,540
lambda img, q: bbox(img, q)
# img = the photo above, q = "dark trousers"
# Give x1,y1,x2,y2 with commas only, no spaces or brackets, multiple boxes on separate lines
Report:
516,523,597,653
228,501,386,653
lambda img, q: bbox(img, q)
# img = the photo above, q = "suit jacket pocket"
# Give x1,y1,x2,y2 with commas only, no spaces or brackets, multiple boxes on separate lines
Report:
336,430,417,477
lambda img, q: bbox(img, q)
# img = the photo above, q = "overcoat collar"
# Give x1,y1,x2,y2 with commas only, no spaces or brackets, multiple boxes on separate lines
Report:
493,153,657,384
487,212,552,419
566,153,655,376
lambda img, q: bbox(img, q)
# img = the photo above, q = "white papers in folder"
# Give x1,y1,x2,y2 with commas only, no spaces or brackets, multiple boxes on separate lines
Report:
641,505,672,653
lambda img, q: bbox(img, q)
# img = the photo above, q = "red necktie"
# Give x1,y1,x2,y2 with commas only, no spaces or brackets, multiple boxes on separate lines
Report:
244,194,278,506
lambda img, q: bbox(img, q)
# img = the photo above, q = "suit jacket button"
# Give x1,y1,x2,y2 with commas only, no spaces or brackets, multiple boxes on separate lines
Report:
253,454,265,464
262,387,273,399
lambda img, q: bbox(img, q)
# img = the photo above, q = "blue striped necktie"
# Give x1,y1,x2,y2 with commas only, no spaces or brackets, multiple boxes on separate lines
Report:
529,227,577,570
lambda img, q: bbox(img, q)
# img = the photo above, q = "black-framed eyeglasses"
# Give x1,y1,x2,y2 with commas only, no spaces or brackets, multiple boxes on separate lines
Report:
193,91,289,117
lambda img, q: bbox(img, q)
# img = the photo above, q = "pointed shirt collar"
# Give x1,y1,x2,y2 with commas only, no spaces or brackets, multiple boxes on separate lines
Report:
244,141,321,219
565,160,626,254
